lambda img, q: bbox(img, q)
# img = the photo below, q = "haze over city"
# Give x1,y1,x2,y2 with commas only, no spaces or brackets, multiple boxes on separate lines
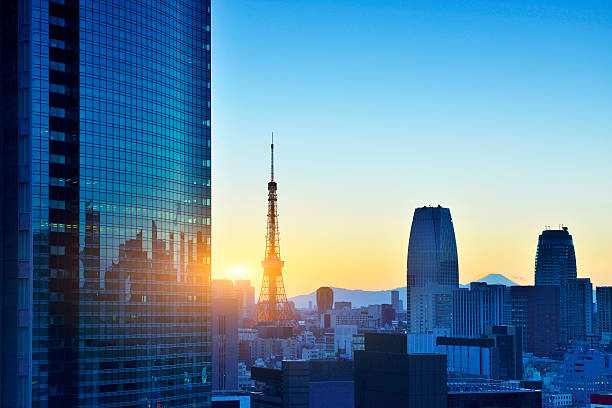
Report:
212,0,612,297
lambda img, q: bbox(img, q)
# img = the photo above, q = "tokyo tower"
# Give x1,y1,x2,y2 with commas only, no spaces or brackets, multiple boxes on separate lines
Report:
252,135,295,326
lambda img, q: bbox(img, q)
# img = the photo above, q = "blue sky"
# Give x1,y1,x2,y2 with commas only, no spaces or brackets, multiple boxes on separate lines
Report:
211,0,612,296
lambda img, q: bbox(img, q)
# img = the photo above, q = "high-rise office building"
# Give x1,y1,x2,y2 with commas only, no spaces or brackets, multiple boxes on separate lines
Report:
316,286,334,314
406,206,459,333
534,227,577,344
212,280,239,391
391,290,403,313
535,227,577,285
452,282,509,337
235,279,255,323
597,287,612,339
510,286,560,357
566,277,593,342
1,1,211,406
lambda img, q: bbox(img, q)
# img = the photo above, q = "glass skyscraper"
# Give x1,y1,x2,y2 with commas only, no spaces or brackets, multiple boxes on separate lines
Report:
534,227,578,345
1,0,211,406
406,206,459,333
535,227,577,286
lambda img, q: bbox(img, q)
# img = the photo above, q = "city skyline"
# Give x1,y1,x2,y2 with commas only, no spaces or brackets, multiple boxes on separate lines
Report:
212,0,612,297
2,0,611,406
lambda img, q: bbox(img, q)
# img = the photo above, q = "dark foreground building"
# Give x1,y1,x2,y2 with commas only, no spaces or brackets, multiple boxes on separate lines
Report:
250,360,354,408
354,333,447,408
510,285,560,357
447,388,542,408
437,326,523,381
1,0,212,406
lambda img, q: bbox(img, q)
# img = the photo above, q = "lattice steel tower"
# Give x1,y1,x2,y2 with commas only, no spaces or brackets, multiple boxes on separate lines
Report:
253,135,295,325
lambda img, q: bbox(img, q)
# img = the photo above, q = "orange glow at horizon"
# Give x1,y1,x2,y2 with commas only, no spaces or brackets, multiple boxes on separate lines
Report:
212,197,611,298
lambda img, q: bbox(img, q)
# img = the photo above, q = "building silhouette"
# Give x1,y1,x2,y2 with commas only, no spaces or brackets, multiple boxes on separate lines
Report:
534,227,593,345
316,287,334,314
597,287,612,340
0,0,211,405
566,277,593,342
534,227,577,345
212,280,239,391
354,333,447,408
535,227,577,286
391,290,403,313
510,285,560,357
250,360,354,408
381,304,396,327
406,206,459,333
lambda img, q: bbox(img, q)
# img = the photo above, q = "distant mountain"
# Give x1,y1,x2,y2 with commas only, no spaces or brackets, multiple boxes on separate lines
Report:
289,287,407,310
289,273,519,309
474,273,518,287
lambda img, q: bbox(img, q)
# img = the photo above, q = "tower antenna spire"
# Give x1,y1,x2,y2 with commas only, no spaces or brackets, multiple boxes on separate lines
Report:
271,132,274,182
252,135,295,327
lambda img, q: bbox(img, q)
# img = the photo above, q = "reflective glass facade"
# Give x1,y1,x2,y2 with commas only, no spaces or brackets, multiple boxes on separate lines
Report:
1,0,211,406
534,228,577,286
406,206,459,333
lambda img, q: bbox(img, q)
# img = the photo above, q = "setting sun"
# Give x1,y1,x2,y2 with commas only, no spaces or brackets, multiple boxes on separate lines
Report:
231,266,247,278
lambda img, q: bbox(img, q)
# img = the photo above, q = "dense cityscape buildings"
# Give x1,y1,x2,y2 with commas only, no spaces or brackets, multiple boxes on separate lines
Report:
0,0,606,406
406,206,459,334
227,216,608,408
1,0,211,407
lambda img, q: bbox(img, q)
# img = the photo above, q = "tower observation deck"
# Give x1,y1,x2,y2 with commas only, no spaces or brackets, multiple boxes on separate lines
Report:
252,135,295,326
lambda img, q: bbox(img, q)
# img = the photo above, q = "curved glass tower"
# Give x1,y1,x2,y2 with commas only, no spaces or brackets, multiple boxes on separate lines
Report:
2,0,211,406
406,206,459,333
